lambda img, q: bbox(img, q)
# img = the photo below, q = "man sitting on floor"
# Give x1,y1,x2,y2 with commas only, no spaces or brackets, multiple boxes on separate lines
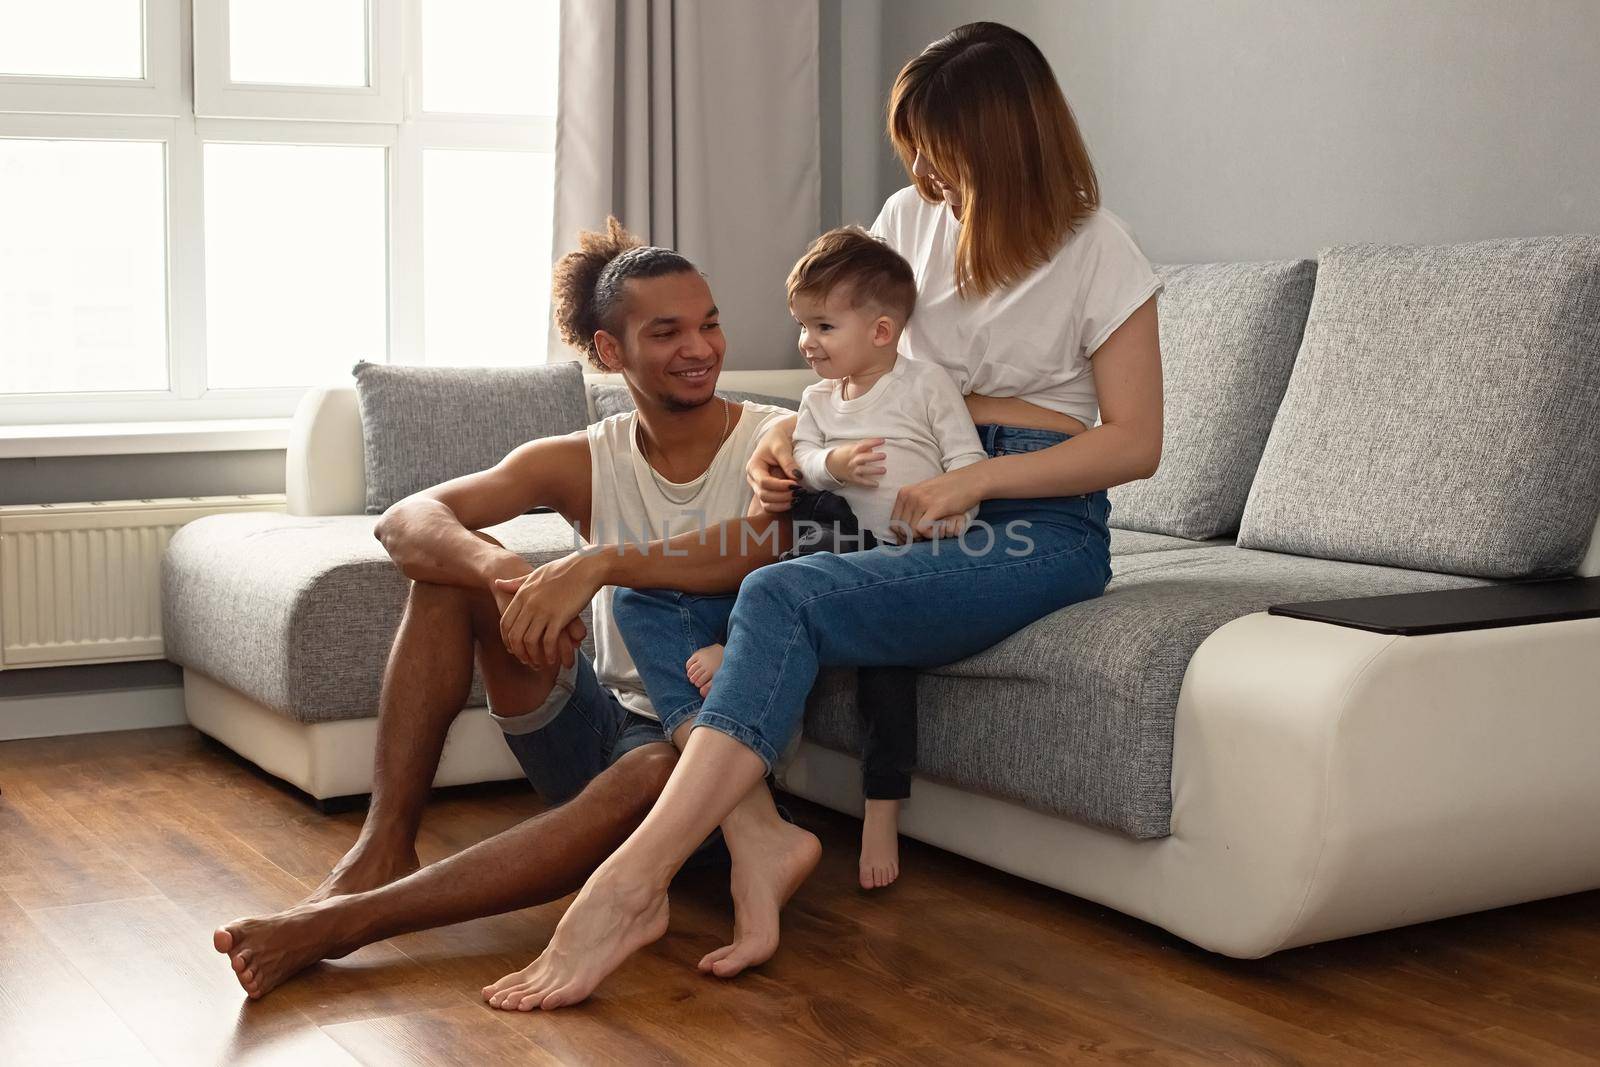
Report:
211,218,820,999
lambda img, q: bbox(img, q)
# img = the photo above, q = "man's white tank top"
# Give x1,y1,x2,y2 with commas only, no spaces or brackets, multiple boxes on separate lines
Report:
585,400,793,719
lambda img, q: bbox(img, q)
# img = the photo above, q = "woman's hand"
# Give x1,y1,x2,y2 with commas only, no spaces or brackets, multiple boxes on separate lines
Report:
886,463,987,543
745,416,801,512
493,550,602,669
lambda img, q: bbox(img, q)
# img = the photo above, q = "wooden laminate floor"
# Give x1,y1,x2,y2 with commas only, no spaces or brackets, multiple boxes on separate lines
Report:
1,726,1598,1066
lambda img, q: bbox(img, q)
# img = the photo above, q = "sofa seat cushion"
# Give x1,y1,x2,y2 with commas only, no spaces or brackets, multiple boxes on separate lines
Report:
1110,528,1227,555
803,546,1487,839
1238,236,1600,578
162,511,584,722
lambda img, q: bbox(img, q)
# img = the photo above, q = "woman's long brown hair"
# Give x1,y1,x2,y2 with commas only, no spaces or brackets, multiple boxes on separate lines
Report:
888,22,1099,298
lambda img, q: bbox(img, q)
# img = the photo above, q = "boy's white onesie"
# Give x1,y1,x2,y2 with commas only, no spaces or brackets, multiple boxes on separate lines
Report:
792,355,987,541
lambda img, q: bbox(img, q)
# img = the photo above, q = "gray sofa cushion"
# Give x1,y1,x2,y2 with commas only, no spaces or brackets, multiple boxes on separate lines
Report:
162,511,586,722
1109,528,1226,555
1237,237,1600,579
354,360,590,514
804,546,1486,839
590,382,799,421
1108,260,1316,540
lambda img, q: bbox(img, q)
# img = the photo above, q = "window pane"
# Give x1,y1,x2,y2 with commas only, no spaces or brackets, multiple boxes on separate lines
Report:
229,0,367,87
423,149,553,366
204,143,386,389
0,0,143,79
0,139,168,395
422,0,557,115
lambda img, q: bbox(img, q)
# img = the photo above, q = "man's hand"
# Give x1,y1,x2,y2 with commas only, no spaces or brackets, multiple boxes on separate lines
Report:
494,550,603,669
825,438,887,488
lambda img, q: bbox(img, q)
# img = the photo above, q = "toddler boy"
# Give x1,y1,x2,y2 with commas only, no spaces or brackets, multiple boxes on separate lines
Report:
689,227,985,889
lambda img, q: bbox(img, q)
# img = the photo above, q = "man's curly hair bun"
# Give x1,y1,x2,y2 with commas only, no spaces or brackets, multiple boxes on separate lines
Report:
551,217,697,369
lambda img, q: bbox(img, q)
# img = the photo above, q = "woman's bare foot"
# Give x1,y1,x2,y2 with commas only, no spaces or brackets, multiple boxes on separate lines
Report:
213,899,354,999
697,815,822,978
859,799,901,889
685,644,725,700
304,840,419,904
481,864,669,1011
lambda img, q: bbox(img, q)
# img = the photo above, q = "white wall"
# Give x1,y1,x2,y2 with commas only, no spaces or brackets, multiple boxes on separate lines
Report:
871,0,1600,263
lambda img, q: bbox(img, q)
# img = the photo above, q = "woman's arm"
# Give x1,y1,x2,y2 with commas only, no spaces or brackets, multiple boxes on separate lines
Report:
889,298,1163,537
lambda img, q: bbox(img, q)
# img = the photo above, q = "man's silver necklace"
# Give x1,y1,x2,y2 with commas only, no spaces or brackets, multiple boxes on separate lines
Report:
638,397,730,506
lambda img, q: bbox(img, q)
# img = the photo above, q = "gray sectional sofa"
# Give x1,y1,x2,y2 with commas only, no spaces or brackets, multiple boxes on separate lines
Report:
162,235,1600,958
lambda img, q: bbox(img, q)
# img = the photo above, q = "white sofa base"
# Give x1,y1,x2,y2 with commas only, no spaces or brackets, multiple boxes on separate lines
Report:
780,610,1600,959
182,669,525,801
186,603,1600,958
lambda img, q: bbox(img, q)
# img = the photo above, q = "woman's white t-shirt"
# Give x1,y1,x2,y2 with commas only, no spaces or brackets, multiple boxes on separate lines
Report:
870,186,1163,429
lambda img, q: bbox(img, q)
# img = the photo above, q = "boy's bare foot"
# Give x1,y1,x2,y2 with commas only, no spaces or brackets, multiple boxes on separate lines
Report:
686,643,725,699
304,840,419,904
213,899,354,999
697,815,822,978
859,798,901,889
481,862,669,1011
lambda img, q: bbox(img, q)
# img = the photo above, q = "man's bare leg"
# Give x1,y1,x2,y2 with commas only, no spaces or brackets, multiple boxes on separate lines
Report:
309,575,559,902
214,742,677,998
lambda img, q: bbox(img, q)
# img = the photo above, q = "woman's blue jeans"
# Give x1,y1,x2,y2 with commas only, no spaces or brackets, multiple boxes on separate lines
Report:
611,424,1113,769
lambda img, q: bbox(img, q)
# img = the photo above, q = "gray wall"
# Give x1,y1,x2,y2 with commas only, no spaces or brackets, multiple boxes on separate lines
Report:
871,0,1600,263
0,450,285,506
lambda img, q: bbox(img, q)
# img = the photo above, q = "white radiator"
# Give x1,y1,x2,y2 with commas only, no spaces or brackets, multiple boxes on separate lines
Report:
0,495,285,669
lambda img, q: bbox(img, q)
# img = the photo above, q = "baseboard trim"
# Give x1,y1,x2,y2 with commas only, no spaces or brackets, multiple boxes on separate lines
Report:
0,684,187,741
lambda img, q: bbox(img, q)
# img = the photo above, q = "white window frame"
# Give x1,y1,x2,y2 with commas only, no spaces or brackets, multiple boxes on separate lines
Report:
0,0,185,117
192,0,404,123
0,0,558,428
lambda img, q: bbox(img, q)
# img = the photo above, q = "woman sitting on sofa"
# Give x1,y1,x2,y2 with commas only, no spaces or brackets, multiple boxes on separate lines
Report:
483,21,1167,1009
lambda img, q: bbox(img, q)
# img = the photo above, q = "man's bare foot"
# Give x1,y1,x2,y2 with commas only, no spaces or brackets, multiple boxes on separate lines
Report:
213,899,353,999
697,814,822,978
304,841,419,904
481,865,669,1011
859,798,901,889
685,644,725,700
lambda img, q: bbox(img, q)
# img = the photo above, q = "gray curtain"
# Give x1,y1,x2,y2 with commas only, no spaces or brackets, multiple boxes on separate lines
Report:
552,0,821,369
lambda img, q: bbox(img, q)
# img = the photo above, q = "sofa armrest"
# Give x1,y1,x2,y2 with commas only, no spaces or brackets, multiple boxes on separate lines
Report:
286,385,366,516
1268,576,1600,635
1172,609,1600,956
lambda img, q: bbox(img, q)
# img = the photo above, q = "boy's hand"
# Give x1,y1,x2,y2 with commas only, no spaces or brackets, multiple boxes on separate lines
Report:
825,438,887,487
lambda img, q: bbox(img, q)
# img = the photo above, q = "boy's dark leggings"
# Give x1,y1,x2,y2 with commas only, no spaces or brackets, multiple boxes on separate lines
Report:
783,488,917,801
858,666,916,800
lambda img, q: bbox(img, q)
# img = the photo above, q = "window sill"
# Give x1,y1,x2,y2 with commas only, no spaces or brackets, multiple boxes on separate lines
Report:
0,418,294,460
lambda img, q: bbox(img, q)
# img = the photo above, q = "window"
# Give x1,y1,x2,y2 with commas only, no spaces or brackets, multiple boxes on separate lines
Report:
0,0,560,426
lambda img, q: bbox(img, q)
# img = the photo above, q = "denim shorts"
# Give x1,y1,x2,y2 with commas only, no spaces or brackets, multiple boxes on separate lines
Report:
490,651,671,806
